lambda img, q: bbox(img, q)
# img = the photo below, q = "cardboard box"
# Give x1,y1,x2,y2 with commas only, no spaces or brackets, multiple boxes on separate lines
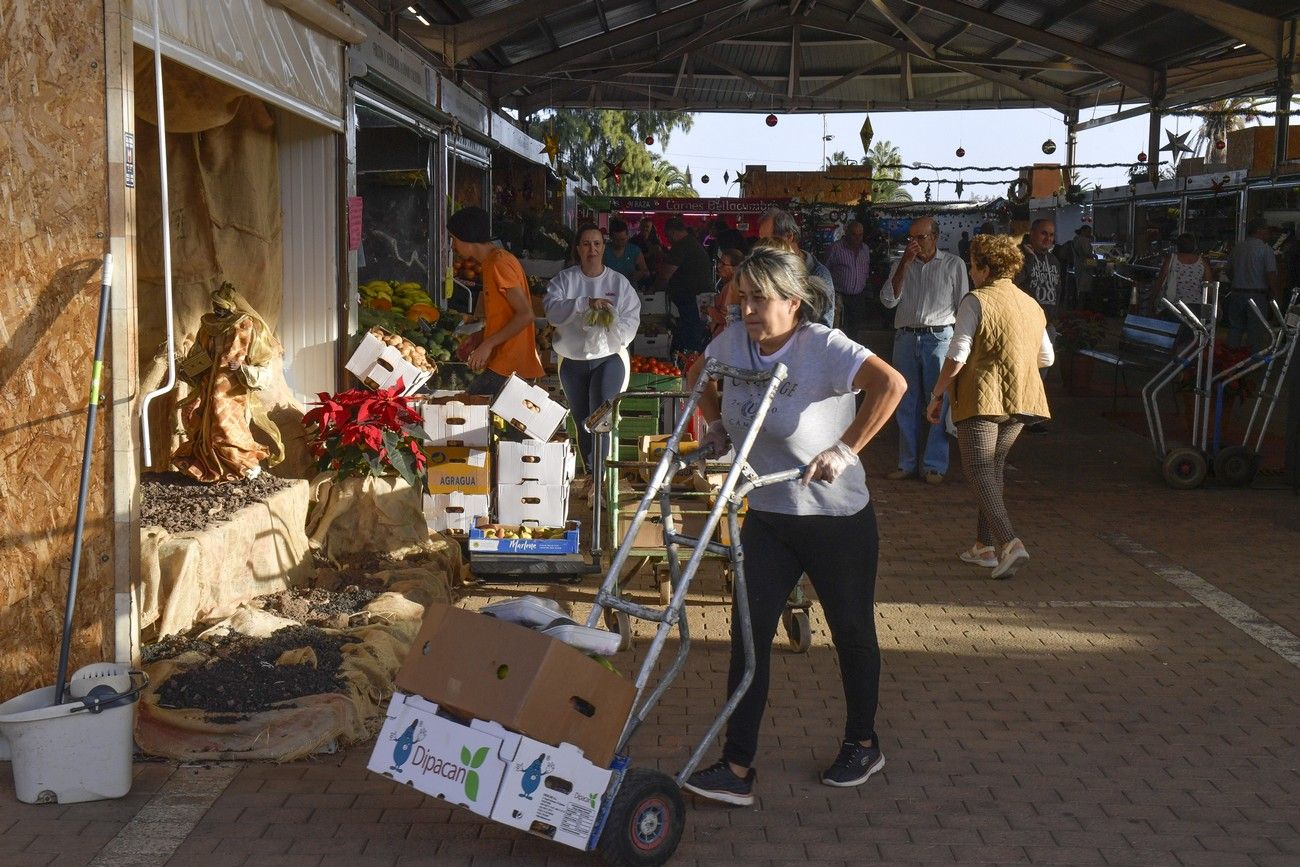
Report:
345,331,432,395
468,520,580,555
632,332,671,359
637,435,699,483
491,375,569,442
472,719,614,851
496,481,568,528
423,397,491,447
615,497,711,549
367,693,510,818
424,491,490,535
426,447,491,495
397,604,636,766
638,290,668,317
497,440,577,487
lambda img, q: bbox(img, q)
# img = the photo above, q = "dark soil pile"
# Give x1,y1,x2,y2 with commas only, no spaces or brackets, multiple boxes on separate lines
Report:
254,586,380,628
141,471,293,535
153,625,359,713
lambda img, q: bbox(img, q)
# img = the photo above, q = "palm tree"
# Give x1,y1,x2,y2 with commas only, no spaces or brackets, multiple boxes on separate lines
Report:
866,140,912,202
1192,98,1264,165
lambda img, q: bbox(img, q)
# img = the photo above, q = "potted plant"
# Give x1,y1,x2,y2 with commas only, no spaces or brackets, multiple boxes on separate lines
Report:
303,382,431,558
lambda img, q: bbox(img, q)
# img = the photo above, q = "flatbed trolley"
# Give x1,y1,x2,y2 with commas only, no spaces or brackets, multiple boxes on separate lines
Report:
585,381,813,653
574,358,806,864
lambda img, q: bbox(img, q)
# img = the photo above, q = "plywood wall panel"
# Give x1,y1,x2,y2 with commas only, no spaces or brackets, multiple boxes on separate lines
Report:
0,2,113,697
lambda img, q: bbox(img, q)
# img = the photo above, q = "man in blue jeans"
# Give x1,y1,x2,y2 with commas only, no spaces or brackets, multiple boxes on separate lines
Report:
879,217,969,483
1226,217,1279,349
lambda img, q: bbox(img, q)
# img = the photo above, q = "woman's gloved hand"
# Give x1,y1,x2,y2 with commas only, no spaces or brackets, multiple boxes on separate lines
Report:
699,418,730,460
802,440,859,485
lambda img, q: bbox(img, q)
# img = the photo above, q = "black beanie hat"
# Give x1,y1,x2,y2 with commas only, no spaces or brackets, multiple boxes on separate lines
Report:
447,206,492,243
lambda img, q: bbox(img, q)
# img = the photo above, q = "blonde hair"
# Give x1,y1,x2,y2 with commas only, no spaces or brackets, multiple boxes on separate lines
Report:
968,234,1025,282
733,246,827,322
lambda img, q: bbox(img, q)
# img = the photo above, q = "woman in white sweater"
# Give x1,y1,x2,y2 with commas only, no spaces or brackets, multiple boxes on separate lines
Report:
545,224,642,476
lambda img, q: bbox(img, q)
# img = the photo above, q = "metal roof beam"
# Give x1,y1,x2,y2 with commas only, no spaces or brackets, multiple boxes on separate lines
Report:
900,51,914,99
1148,0,1282,62
673,54,690,98
593,0,610,34
903,0,1155,93
696,47,783,96
484,0,747,96
1089,9,1175,50
789,24,802,98
421,0,576,61
802,10,1075,110
867,0,935,59
807,52,895,97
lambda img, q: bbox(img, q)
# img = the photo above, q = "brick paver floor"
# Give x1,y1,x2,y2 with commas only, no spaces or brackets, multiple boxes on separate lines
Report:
4,356,1298,866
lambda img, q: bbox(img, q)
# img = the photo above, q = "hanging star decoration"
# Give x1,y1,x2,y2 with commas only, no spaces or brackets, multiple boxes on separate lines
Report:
735,169,749,186
540,133,559,167
1160,129,1194,159
604,158,624,186
1210,175,1230,194
954,180,964,198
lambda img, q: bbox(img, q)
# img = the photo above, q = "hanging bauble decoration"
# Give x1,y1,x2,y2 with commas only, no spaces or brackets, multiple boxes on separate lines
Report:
644,135,655,146
1137,151,1148,163
911,176,921,186
701,174,710,184
765,114,778,127
1215,139,1226,150
1041,139,1057,155
955,147,966,158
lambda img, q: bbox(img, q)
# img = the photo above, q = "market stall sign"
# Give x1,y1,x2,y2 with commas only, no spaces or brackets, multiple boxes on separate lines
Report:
580,196,793,214
491,113,549,167
439,75,490,137
352,15,428,103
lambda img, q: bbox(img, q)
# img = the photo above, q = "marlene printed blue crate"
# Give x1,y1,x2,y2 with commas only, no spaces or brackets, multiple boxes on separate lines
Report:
468,521,580,555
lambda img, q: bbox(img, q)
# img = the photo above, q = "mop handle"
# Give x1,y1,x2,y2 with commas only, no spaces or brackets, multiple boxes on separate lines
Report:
53,253,114,707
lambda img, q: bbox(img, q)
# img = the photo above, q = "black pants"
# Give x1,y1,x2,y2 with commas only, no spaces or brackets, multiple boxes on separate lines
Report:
669,289,707,354
558,351,629,471
467,368,509,397
723,502,882,768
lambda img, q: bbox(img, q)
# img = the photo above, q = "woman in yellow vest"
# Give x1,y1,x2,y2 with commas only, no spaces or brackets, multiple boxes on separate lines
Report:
927,235,1053,579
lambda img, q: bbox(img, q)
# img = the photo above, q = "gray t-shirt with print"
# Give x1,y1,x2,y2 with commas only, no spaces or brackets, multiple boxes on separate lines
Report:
704,321,872,516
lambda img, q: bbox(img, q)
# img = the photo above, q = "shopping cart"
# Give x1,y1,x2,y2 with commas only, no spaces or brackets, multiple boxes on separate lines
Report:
575,357,806,864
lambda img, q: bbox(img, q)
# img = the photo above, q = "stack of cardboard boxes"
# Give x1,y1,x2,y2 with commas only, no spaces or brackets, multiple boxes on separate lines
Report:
421,376,577,537
369,603,636,851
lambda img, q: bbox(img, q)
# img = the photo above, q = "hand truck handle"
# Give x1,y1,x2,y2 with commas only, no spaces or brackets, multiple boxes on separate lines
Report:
1159,297,1202,332
703,358,789,384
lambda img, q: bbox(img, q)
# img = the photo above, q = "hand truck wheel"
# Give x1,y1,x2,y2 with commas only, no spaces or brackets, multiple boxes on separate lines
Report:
1213,445,1260,487
596,768,685,866
781,608,812,653
1161,447,1208,490
604,607,634,652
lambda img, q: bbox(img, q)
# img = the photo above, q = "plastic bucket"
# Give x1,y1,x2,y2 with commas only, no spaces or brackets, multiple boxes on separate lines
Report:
0,663,146,804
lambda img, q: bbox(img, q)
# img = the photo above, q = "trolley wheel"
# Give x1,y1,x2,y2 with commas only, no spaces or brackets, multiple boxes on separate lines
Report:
781,609,812,654
1213,445,1260,487
1161,447,1208,490
604,608,634,652
596,768,686,867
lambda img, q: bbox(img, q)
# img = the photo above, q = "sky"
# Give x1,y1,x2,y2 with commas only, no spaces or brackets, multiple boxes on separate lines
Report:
651,107,1239,200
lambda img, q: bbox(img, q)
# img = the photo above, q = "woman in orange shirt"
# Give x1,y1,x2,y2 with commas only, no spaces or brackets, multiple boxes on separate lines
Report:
447,207,544,395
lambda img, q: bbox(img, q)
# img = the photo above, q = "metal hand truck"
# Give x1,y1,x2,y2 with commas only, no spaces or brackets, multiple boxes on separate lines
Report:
1141,281,1220,488
576,358,806,865
1208,289,1300,486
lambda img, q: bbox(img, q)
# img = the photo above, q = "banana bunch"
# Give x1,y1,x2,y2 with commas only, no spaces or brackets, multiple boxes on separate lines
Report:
359,280,437,316
479,524,570,540
583,306,617,328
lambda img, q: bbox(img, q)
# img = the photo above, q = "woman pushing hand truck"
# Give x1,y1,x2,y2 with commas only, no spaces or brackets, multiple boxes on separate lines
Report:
683,246,906,804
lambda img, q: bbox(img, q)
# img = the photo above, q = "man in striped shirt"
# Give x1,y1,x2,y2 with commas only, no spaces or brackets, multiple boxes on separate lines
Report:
879,216,969,484
825,221,872,338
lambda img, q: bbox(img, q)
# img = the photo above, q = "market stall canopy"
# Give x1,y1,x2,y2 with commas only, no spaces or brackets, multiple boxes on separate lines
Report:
402,0,1300,118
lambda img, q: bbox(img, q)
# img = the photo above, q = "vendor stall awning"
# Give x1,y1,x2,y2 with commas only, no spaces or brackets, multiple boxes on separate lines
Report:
134,0,346,131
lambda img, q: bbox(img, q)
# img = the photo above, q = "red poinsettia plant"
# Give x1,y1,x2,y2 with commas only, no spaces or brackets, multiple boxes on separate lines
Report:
303,381,426,488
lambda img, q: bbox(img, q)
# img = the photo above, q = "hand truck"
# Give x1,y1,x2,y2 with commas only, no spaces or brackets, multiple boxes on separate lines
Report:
1208,289,1300,486
576,358,807,864
1142,281,1220,488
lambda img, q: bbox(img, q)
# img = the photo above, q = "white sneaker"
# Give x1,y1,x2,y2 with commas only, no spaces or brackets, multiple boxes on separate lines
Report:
991,539,1029,579
959,544,997,568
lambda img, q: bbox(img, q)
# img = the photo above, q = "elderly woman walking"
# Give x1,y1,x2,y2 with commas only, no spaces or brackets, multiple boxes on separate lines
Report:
927,234,1053,579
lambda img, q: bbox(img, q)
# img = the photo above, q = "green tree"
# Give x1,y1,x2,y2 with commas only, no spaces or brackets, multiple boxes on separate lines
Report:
1192,98,1264,165
533,109,696,195
866,140,912,202
827,150,859,166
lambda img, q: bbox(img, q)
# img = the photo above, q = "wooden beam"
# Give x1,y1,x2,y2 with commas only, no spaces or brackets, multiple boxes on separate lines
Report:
902,0,1155,93
788,24,802,99
868,0,934,58
1148,0,1281,61
900,51,913,100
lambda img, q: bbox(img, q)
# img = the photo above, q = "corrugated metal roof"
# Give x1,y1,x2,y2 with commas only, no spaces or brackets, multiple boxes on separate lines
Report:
400,0,1300,113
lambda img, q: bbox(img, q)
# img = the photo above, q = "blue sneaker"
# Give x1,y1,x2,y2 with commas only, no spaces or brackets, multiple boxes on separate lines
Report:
683,759,755,806
821,740,885,787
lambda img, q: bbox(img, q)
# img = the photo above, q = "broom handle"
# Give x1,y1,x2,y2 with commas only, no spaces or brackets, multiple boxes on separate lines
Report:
54,253,114,706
